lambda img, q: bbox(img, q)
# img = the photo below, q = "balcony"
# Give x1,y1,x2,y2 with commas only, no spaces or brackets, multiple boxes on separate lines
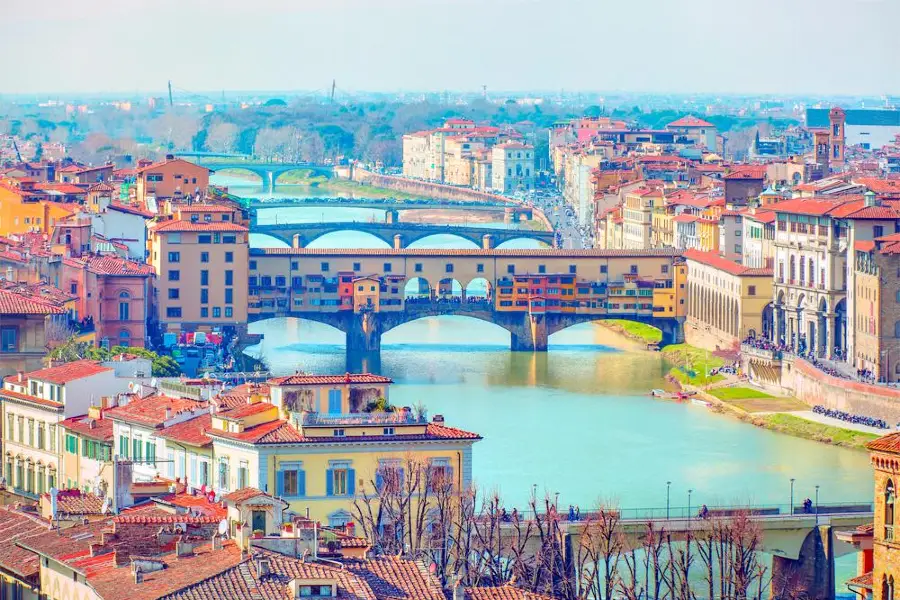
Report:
886,525,895,542
298,411,427,427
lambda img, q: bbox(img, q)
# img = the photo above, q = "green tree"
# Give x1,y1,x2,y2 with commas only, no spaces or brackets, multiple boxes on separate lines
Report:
152,356,181,377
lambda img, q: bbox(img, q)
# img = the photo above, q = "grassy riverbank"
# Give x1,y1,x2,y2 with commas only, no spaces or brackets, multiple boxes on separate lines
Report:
749,413,879,450
598,320,662,344
661,343,725,385
216,168,423,200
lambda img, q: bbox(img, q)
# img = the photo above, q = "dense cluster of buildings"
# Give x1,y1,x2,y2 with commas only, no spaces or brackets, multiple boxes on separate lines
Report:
402,118,536,193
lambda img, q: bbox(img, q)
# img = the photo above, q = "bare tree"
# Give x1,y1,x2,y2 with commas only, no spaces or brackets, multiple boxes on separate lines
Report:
205,122,240,154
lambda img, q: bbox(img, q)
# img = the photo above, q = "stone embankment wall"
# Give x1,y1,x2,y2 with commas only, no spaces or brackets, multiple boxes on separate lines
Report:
351,168,554,231
781,356,900,423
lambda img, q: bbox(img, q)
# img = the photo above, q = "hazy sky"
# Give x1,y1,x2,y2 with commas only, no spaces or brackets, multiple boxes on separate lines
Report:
2,0,898,96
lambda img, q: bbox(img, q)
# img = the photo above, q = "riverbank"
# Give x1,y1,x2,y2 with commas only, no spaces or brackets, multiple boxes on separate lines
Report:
215,168,423,200
693,385,879,450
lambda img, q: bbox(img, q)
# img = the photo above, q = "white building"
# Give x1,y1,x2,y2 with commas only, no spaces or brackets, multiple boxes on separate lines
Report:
0,360,131,496
491,142,535,193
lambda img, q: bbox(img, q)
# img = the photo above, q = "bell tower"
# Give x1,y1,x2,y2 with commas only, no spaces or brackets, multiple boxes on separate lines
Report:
828,106,846,168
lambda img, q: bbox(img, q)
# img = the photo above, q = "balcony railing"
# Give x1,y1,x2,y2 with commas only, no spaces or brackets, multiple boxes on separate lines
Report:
298,411,428,427
886,524,895,542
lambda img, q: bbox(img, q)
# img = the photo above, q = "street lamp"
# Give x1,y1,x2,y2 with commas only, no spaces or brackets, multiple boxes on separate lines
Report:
790,478,796,516
666,481,672,520
815,485,820,524
688,489,693,522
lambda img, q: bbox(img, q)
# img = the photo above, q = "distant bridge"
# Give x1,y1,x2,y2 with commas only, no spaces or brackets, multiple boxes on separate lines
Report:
251,221,553,249
181,157,334,190
248,197,529,215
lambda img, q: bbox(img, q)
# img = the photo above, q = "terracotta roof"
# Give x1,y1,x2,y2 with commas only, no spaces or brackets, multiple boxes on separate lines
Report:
161,549,445,600
673,214,699,223
683,249,773,276
157,413,212,447
743,210,776,224
218,401,274,420
667,115,715,128
846,571,873,591
855,240,877,252
209,419,480,445
268,373,393,386
85,254,155,276
767,197,844,217
59,414,114,442
151,220,248,233
108,201,154,218
866,432,900,453
0,287,66,315
0,387,64,409
176,204,235,213
876,232,900,255
105,395,206,428
50,490,106,515
724,166,767,180
465,586,558,600
23,360,112,384
0,507,50,580
222,487,269,504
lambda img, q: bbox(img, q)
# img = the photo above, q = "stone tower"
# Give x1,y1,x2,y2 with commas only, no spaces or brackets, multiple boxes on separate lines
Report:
828,106,846,168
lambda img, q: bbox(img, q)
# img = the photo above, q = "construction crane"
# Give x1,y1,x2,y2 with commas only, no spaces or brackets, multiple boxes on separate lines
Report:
168,80,174,107
330,79,336,104
8,137,22,162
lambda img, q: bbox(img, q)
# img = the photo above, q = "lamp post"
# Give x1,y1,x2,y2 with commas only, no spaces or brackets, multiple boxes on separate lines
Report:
790,478,795,516
688,489,693,523
666,481,672,520
815,485,820,524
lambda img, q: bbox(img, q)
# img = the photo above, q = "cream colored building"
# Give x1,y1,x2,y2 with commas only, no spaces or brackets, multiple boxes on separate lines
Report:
491,142,535,193
622,188,663,250
684,249,774,348
1,360,131,497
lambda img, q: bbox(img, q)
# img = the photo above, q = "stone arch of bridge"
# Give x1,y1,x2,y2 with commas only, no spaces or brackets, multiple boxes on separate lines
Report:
212,166,267,185
270,166,333,185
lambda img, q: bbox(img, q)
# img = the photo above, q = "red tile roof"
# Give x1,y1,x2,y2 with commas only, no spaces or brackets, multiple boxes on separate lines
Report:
724,165,767,180
0,387,64,409
465,586,558,600
49,489,106,515
743,210,776,224
209,419,480,445
176,204,235,213
0,287,66,315
222,487,269,504
254,248,681,258
846,571,873,591
157,413,212,447
59,414,114,442
151,220,248,233
767,197,843,216
218,401,274,420
84,254,155,276
866,432,900,453
268,373,393,386
105,395,206,428
24,360,112,384
0,507,51,581
673,214,699,223
108,201,154,218
683,249,773,277
667,115,715,128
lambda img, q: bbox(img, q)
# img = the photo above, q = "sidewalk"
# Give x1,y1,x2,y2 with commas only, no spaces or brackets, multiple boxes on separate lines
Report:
786,410,888,436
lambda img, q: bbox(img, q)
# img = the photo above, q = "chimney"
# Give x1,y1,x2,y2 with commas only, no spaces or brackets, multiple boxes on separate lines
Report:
133,567,143,584
432,414,444,424
212,534,221,551
16,371,23,382
452,580,465,600
865,190,877,207
165,154,175,161
165,407,172,420
176,541,193,557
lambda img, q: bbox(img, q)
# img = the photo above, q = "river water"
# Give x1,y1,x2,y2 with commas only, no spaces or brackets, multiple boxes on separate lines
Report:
219,175,872,589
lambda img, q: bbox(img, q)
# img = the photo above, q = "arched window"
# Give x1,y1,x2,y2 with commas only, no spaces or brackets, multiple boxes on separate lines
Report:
119,330,130,346
118,291,130,322
789,256,796,283
799,257,806,285
885,479,895,541
894,321,900,339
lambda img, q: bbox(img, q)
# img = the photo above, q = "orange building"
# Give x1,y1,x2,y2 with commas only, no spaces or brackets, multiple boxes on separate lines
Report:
135,157,210,205
0,180,77,236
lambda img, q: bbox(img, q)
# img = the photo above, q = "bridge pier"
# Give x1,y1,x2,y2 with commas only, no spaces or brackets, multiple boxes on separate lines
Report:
292,234,305,248
385,209,400,224
657,318,685,347
393,234,405,249
482,234,495,250
770,526,834,600
510,314,548,352
267,171,275,193
347,311,382,355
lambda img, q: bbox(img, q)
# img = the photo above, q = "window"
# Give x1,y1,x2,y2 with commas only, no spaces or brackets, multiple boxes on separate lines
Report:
119,435,130,458
145,440,156,466
507,265,515,274
298,585,333,597
414,263,423,273
201,288,209,304
237,461,249,489
65,434,78,454
201,252,209,263
748,286,756,296
198,234,212,244
201,307,209,318
218,458,230,490
225,251,233,263
132,438,142,463
445,263,454,273
249,260,257,270
222,235,236,243
600,265,608,274
168,288,180,299
118,300,129,321
630,265,638,274
225,307,233,318
201,270,209,286
0,327,17,352
477,263,484,273
168,233,181,244
167,251,180,263
538,265,546,274
328,389,341,414
321,262,330,272
213,307,222,318
886,479,896,540
383,262,393,273
327,463,354,497
49,425,56,451
383,427,395,435
166,307,182,318
168,270,180,281
225,289,233,304
278,462,305,497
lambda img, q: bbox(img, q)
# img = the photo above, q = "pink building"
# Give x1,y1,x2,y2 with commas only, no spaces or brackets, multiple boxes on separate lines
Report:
58,254,154,348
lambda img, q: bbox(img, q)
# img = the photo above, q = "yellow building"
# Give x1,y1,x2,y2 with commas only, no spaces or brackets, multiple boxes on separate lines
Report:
684,249,774,348
206,374,480,525
853,235,900,381
0,181,76,237
148,204,249,332
864,434,900,600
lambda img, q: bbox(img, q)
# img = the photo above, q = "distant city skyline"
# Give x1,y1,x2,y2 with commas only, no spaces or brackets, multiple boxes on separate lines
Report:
2,0,898,97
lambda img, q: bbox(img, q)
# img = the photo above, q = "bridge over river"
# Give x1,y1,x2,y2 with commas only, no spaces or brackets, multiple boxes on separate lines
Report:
181,155,334,190
247,197,530,216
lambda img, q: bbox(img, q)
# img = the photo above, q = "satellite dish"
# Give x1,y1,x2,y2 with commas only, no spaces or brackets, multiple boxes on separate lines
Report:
218,519,228,536
101,496,111,515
